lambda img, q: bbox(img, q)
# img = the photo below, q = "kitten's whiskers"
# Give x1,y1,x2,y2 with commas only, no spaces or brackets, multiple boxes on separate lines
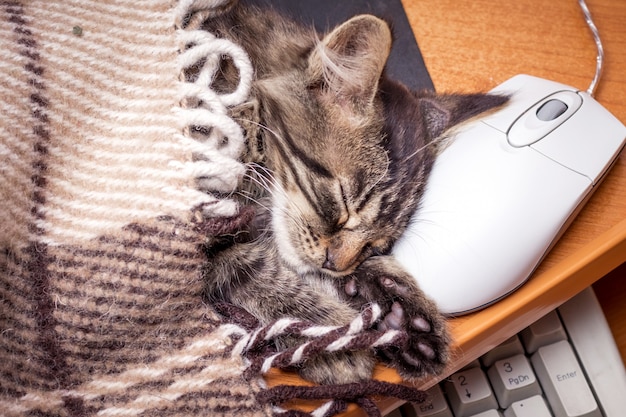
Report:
401,140,435,165
242,166,309,236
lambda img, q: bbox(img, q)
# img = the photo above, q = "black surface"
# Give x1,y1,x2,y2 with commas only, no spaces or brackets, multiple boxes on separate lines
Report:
243,0,434,91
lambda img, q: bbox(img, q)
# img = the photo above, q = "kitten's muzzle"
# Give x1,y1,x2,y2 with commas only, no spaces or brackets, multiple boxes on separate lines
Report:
322,239,367,274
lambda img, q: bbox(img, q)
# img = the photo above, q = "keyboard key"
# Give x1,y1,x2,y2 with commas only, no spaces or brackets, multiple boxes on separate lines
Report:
469,410,503,417
558,288,626,417
503,395,551,417
520,311,567,354
384,407,403,417
531,340,602,417
401,384,453,417
487,354,542,408
444,367,498,417
481,335,525,368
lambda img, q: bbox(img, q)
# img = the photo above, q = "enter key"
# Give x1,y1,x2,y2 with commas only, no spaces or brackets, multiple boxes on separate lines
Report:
531,340,601,417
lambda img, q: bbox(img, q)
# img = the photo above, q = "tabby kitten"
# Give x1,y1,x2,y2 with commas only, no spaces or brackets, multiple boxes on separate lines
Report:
196,1,508,384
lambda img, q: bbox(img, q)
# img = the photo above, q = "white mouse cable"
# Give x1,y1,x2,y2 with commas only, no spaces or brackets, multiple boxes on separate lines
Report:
577,0,604,97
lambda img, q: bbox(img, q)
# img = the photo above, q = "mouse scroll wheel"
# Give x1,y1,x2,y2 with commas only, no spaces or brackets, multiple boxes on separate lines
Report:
536,99,569,121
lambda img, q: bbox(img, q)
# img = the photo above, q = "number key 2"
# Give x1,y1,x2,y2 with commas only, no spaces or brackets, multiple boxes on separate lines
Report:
444,367,498,417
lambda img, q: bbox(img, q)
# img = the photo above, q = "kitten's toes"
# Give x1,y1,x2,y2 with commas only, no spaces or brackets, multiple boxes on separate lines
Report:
298,350,376,385
371,276,449,379
344,277,359,297
342,260,450,379
382,298,449,379
377,301,404,331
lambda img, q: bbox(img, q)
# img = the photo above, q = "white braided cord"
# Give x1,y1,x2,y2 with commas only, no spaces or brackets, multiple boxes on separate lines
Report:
174,1,254,215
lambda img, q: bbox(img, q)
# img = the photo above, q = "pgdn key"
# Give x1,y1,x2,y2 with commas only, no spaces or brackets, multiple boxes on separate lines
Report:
487,354,542,408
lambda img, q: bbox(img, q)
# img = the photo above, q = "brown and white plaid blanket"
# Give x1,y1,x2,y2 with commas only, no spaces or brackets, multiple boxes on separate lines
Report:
0,1,426,416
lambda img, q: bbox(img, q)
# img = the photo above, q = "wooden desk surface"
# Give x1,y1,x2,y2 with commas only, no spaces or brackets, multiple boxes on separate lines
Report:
267,1,626,414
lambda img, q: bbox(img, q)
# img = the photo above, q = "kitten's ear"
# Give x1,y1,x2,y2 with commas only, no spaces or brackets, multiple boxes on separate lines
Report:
418,93,509,139
308,15,392,111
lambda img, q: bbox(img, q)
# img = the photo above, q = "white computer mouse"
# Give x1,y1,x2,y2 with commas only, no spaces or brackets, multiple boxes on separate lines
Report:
392,74,626,316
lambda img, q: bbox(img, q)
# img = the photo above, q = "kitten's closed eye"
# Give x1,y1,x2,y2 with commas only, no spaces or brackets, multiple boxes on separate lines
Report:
335,184,350,229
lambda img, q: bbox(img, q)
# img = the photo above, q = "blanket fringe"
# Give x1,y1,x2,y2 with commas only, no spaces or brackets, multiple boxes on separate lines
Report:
175,0,252,216
219,303,427,417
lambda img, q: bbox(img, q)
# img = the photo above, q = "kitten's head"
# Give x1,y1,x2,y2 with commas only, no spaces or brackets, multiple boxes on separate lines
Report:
255,15,508,276
254,15,393,275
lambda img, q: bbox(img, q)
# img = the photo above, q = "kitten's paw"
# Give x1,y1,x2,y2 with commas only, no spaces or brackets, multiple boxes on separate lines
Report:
343,266,450,380
298,350,376,385
376,288,449,379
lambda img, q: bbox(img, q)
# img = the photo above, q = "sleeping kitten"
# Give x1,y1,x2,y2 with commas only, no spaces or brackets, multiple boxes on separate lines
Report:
193,0,508,384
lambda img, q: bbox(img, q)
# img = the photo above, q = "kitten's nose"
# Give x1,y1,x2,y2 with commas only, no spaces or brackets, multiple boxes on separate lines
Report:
323,248,338,271
323,243,360,273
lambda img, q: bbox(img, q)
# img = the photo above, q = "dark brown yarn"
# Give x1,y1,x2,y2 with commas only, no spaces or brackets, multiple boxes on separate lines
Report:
196,204,256,236
214,301,261,332
258,380,428,417
355,397,381,417
215,301,428,417
258,380,427,405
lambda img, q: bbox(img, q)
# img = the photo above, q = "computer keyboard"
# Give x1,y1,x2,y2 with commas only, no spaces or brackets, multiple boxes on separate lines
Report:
384,287,626,417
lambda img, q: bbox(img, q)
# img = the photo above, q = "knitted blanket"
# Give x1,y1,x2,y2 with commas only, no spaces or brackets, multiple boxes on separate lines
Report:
0,1,424,416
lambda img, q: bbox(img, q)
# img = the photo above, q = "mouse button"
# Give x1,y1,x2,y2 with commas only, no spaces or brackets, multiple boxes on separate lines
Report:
536,99,569,121
531,94,626,184
507,91,582,148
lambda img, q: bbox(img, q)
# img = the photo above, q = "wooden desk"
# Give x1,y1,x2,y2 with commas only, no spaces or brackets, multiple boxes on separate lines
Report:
267,0,626,414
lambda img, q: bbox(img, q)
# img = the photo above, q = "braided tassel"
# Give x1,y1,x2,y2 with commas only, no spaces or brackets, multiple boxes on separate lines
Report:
220,304,427,417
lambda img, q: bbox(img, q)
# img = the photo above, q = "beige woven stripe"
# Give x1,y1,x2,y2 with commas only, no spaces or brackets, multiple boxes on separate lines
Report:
25,0,214,246
0,324,270,417
0,4,37,250
0,1,52,395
